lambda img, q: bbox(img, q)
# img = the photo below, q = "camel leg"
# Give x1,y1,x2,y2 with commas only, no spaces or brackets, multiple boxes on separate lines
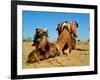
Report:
64,47,71,56
45,51,49,59
64,41,72,56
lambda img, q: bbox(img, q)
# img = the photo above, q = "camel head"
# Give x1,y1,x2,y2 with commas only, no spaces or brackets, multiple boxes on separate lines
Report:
36,28,48,37
32,28,48,47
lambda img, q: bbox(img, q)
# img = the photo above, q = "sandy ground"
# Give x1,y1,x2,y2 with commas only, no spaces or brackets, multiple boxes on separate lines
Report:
22,41,89,69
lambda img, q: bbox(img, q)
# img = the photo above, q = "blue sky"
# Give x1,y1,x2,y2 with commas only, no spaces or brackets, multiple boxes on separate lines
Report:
22,10,90,41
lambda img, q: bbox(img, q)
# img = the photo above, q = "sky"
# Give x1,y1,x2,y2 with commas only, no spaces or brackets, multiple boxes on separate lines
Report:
22,10,90,41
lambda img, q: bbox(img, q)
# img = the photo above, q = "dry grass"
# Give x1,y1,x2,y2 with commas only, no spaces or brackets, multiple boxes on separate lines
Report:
22,41,89,69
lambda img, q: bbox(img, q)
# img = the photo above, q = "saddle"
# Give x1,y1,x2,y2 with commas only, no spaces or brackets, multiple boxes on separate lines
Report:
62,21,78,38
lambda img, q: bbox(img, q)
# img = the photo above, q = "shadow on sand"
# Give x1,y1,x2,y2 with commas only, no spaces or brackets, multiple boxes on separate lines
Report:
75,48,89,51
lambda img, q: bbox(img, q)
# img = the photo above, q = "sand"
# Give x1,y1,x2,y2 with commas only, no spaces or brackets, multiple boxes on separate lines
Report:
22,41,89,69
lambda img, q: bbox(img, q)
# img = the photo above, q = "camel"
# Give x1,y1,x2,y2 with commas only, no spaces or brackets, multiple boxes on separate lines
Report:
56,21,78,55
27,28,50,63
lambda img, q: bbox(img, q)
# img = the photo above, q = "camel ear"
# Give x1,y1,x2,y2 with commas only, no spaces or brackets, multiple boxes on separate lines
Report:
75,22,78,28
56,27,58,31
36,28,38,30
56,24,60,31
45,30,48,37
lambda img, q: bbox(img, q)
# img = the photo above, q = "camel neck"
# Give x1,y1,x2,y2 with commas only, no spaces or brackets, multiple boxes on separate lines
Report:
56,28,71,50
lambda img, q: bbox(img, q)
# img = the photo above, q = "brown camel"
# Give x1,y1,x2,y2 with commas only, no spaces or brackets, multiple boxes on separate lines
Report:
27,28,50,63
56,21,78,55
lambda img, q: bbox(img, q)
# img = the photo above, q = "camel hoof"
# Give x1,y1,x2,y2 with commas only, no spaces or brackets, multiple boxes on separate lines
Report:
64,49,70,56
64,49,69,54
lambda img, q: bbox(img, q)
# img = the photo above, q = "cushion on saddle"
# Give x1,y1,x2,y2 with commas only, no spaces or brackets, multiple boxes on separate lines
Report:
63,21,78,34
65,22,71,30
62,21,71,32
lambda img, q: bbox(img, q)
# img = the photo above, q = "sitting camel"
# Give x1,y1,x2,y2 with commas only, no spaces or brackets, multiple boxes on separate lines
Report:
46,21,78,58
56,21,78,55
27,28,62,63
27,28,50,63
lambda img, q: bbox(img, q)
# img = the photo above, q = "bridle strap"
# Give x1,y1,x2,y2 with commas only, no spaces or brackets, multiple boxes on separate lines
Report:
34,32,48,43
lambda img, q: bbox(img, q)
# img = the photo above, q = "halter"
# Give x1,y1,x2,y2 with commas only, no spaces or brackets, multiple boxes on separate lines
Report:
34,32,48,43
